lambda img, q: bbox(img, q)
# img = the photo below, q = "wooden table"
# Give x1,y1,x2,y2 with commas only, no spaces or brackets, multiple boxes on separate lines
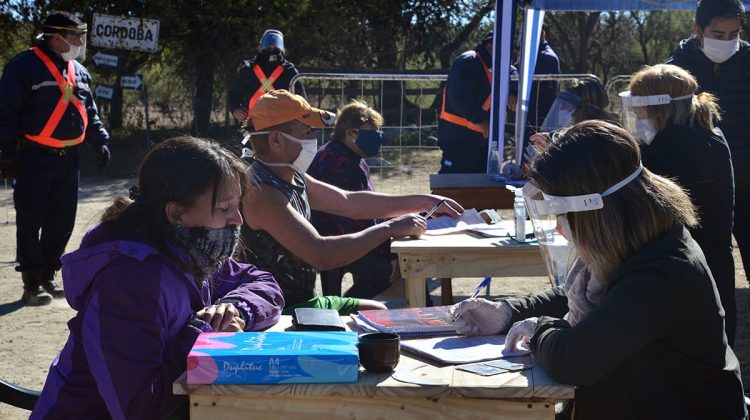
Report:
392,233,547,307
429,173,516,211
173,316,574,420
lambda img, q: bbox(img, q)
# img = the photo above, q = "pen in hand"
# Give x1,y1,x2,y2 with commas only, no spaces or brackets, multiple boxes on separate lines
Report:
451,276,492,322
424,199,447,219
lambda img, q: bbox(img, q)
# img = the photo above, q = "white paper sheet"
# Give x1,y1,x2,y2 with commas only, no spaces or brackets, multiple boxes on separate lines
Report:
400,334,530,364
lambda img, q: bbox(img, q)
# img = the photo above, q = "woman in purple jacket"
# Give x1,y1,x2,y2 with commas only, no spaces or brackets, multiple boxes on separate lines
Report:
32,136,285,419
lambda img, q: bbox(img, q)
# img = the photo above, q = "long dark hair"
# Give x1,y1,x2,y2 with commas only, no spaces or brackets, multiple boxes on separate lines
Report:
101,136,250,266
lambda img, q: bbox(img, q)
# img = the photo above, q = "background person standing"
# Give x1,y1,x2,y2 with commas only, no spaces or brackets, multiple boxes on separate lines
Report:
0,11,111,305
667,0,750,300
228,29,306,127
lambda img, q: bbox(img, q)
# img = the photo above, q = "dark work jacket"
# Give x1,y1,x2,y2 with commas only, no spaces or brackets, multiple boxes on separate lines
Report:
506,226,745,420
642,125,735,335
227,52,305,113
667,38,750,188
438,43,492,146
521,39,560,128
0,42,109,148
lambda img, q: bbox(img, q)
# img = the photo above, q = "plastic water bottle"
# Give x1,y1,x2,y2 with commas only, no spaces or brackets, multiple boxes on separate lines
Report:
513,188,526,242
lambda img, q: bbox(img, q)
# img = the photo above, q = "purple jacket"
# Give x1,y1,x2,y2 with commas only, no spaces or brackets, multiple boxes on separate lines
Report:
32,223,284,419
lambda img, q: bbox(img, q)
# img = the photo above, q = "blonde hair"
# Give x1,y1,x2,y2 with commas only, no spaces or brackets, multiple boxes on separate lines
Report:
332,100,384,142
629,64,721,133
530,120,697,280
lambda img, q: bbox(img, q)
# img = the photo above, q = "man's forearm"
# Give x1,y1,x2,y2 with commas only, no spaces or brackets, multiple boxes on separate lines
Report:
302,222,395,270
331,190,431,219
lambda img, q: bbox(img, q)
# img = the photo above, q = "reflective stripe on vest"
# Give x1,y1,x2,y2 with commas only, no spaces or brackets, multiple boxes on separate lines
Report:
439,52,492,134
24,47,88,148
247,64,285,112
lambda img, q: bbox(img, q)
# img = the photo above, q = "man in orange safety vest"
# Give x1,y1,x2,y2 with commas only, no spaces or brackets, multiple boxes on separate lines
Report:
228,29,306,129
0,11,111,305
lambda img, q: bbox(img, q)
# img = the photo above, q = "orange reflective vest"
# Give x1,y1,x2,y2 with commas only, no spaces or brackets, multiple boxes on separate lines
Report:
246,64,285,112
439,52,492,134
24,47,88,148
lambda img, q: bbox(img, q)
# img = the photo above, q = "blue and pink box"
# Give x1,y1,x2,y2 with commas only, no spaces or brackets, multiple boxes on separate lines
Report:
187,331,359,384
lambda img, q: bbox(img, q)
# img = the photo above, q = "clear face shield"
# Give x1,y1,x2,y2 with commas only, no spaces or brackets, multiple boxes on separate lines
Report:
523,163,644,287
39,26,88,61
539,91,582,132
618,91,692,145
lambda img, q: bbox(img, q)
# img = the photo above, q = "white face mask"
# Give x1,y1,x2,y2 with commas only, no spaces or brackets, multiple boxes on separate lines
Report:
634,117,657,145
700,35,740,64
59,36,84,62
258,131,318,173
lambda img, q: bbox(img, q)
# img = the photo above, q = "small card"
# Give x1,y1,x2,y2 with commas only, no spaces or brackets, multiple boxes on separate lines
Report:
456,359,531,376
482,359,530,371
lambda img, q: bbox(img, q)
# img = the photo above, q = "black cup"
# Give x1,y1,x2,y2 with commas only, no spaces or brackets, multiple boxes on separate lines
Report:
358,332,400,373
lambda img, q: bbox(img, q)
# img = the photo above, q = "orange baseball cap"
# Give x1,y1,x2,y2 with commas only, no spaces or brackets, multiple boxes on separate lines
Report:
249,90,336,130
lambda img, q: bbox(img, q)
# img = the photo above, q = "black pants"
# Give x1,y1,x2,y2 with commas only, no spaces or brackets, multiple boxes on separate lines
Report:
320,251,393,299
438,141,488,174
14,148,79,272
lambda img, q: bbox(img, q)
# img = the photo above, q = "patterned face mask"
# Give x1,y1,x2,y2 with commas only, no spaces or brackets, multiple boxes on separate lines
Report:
167,224,240,279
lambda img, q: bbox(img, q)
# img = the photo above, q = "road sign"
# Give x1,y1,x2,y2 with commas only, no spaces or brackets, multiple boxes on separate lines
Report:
91,14,160,53
92,51,119,68
121,74,144,90
95,84,115,100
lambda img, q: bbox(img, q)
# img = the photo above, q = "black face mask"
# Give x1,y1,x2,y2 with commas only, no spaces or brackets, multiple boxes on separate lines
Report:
257,50,283,64
166,224,240,280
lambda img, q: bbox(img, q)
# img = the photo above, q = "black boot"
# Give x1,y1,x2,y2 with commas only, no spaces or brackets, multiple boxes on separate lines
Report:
39,267,65,299
21,271,52,306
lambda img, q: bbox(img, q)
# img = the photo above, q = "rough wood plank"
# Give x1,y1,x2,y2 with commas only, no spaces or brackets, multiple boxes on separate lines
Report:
399,252,547,278
189,394,555,420
405,276,428,307
440,278,453,305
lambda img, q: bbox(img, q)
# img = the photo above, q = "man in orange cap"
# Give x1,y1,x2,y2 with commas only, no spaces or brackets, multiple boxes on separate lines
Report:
239,90,463,313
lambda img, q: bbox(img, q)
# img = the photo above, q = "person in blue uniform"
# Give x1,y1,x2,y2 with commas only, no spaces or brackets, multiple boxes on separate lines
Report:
0,11,111,305
228,29,306,127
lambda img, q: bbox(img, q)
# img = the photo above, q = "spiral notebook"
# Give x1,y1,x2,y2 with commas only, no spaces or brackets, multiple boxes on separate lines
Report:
354,306,456,337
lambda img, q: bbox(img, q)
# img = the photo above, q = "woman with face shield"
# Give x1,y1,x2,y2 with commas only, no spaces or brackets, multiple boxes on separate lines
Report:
450,121,746,419
622,64,736,347
527,79,612,158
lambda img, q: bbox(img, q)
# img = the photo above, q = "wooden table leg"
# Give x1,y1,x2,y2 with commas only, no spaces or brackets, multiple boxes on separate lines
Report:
404,277,426,307
440,278,453,305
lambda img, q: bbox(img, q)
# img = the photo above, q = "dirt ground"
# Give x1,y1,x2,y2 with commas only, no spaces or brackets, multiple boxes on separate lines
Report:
0,174,748,418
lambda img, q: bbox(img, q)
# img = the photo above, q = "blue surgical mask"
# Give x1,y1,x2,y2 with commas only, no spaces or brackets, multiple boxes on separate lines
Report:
355,129,383,157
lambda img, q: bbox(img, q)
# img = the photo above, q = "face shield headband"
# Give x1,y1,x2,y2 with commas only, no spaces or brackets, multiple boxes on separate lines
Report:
523,163,643,287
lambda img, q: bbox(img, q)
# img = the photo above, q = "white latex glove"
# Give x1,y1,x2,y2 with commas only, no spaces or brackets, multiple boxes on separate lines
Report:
505,317,539,352
450,298,513,336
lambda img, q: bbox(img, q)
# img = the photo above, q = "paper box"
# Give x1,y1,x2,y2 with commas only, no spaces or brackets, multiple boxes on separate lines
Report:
187,331,359,384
